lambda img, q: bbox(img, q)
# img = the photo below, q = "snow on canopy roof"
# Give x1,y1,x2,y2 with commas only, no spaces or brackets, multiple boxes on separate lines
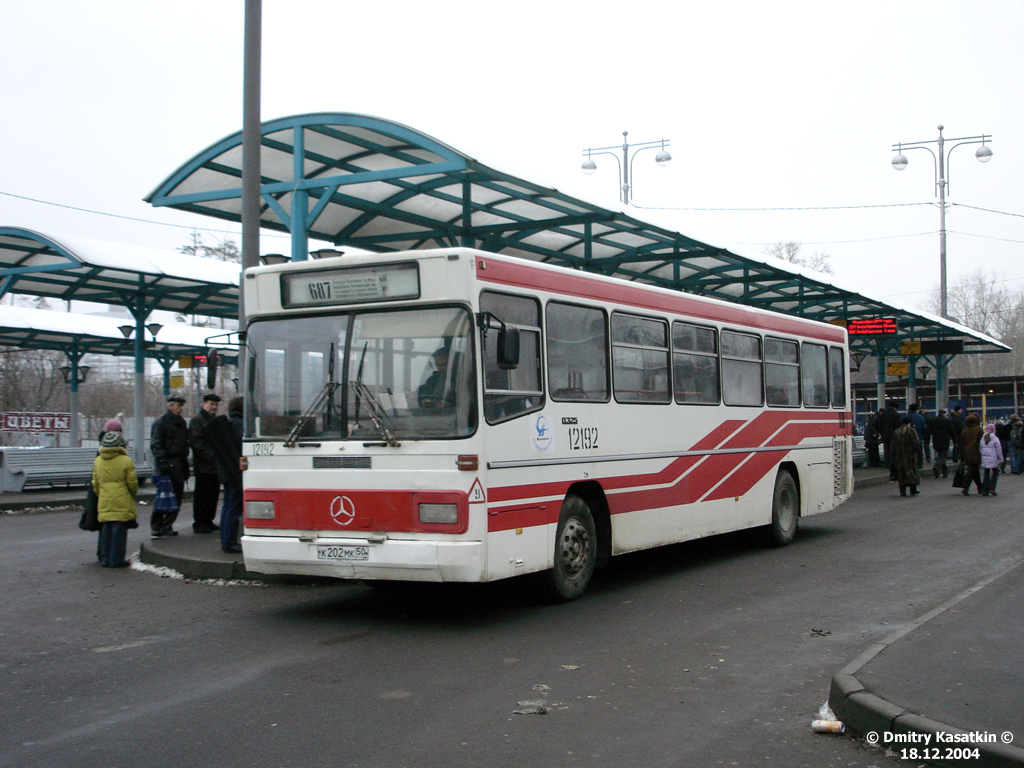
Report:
0,227,239,318
146,112,1007,355
0,303,224,358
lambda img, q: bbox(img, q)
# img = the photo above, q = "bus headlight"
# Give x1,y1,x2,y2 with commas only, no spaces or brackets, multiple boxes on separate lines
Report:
419,503,459,525
246,500,275,520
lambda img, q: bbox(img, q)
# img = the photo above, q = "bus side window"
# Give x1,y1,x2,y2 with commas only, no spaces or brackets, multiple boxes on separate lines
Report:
829,346,847,408
801,342,829,407
480,291,544,424
547,301,609,402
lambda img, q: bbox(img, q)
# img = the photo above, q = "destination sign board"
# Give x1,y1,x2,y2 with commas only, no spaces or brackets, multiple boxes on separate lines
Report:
281,262,420,308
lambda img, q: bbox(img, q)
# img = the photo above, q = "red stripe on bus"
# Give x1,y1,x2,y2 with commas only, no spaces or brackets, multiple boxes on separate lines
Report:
486,413,845,530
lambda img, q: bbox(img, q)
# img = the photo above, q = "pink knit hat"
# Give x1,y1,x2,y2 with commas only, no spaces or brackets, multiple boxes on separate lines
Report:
985,423,996,433
103,418,123,432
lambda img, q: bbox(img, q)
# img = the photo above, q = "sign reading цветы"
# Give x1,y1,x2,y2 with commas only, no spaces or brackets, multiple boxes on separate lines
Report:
1,412,71,433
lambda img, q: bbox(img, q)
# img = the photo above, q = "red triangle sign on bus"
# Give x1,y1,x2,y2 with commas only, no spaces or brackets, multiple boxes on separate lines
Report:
468,478,486,504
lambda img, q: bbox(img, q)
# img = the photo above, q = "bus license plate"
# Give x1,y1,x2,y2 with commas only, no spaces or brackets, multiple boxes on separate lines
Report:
317,545,369,561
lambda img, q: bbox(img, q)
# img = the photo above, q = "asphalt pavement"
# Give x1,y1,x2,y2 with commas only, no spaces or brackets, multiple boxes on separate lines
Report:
4,466,1022,767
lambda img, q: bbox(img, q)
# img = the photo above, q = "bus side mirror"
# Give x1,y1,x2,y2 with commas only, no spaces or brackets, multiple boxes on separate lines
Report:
206,348,219,389
497,326,520,370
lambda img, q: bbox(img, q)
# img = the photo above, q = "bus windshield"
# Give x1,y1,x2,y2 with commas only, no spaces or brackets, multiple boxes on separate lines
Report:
246,306,477,441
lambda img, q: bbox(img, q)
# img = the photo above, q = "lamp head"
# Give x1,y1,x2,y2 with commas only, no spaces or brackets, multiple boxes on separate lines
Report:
975,144,993,163
581,156,597,175
655,149,672,167
892,153,908,171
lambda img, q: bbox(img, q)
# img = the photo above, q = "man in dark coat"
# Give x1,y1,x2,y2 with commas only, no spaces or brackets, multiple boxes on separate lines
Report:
891,417,922,496
149,395,190,537
864,412,882,467
929,408,954,478
188,393,222,533
205,396,244,553
949,405,966,462
877,400,901,469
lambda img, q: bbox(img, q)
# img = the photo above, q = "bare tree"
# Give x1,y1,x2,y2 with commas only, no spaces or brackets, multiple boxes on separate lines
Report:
765,241,833,275
0,347,66,412
179,231,240,263
925,269,1024,378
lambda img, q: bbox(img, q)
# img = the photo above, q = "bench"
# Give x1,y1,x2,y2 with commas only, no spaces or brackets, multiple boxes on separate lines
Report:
0,447,153,492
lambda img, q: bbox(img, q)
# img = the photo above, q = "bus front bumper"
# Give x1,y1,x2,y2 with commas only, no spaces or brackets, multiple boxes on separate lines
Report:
240,534,484,583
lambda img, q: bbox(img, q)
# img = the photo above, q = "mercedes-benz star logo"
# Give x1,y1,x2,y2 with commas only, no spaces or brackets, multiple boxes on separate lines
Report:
330,495,356,527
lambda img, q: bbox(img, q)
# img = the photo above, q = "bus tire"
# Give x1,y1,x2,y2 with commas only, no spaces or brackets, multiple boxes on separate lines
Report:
766,470,799,547
542,495,597,602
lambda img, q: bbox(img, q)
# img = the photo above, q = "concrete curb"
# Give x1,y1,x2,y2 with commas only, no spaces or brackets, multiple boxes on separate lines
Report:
138,541,251,581
828,563,1024,768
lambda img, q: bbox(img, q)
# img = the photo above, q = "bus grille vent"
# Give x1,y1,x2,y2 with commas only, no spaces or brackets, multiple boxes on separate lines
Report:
313,456,372,469
833,439,849,496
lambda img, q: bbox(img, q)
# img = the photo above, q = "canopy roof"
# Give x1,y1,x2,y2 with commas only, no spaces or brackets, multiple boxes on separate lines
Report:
0,227,239,319
146,112,1006,356
0,304,223,360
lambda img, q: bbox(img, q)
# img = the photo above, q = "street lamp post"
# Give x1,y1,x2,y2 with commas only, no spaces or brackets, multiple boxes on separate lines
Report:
118,322,163,465
891,124,993,410
582,131,671,204
60,362,91,446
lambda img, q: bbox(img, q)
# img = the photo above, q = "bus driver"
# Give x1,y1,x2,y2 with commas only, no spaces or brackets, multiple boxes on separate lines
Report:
418,345,456,409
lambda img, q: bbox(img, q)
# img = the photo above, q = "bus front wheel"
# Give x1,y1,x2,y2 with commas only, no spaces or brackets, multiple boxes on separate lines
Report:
542,495,597,601
766,470,799,547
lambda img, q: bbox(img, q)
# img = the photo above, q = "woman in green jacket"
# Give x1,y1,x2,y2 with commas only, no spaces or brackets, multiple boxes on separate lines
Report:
92,431,139,567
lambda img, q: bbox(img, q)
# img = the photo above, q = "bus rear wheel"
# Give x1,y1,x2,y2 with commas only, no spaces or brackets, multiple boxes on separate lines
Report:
541,495,597,601
766,470,799,547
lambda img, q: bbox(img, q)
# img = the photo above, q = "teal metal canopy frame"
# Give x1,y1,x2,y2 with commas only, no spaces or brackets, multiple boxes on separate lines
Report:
146,112,1008,370
0,227,240,454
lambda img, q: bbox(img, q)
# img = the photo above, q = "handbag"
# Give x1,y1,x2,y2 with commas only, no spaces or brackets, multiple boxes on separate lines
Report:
78,486,100,531
951,462,966,489
152,473,180,514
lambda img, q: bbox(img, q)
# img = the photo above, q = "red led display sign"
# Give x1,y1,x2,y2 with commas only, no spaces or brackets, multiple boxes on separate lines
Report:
847,318,898,336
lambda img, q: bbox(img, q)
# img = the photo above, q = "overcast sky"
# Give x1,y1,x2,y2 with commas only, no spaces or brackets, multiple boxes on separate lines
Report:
2,0,1021,316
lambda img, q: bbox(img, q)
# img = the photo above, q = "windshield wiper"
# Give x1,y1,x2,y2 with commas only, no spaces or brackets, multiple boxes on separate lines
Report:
350,341,400,447
351,380,400,447
284,342,337,448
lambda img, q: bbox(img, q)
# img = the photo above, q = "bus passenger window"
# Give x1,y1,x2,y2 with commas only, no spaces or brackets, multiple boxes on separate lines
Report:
722,331,763,406
480,292,544,423
547,302,608,402
673,322,719,404
765,337,800,407
612,313,670,404
829,346,847,408
801,342,829,407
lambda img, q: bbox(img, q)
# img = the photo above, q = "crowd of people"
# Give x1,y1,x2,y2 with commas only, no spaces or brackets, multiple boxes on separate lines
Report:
863,400,1023,498
88,393,245,568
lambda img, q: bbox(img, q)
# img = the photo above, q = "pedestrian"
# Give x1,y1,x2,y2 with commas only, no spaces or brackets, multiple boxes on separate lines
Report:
890,416,922,497
91,430,138,567
920,406,934,464
864,412,882,467
995,418,1011,473
89,417,125,561
878,400,901,471
1009,414,1024,474
908,403,927,469
929,408,953,479
149,395,190,538
188,393,222,534
949,405,966,463
980,423,1004,496
205,396,244,554
957,413,984,496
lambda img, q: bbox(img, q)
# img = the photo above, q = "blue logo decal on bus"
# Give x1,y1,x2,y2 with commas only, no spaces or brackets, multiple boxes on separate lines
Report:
532,416,553,452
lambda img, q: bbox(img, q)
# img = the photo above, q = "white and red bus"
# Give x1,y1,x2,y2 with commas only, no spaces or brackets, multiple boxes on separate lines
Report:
240,248,852,599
